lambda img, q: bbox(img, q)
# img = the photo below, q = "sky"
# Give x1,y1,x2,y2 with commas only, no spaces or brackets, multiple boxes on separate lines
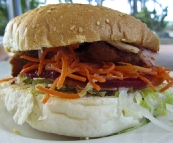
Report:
45,0,173,22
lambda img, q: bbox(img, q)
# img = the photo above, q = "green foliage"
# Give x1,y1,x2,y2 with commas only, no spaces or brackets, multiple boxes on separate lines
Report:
166,22,173,31
0,0,46,35
21,0,46,13
0,0,8,35
135,7,168,32
64,0,73,3
0,12,8,35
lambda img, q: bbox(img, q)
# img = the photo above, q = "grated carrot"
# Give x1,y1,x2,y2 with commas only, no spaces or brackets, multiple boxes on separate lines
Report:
38,47,58,75
68,44,79,58
20,64,39,74
78,72,105,82
56,56,68,89
42,93,50,104
42,77,60,104
90,75,106,82
19,45,173,102
23,62,35,69
70,56,79,69
160,81,173,92
138,75,156,92
44,64,61,74
20,55,40,63
79,65,101,91
0,77,14,83
36,85,80,99
21,55,56,64
151,66,173,91
67,73,86,82
97,62,115,74
114,64,156,75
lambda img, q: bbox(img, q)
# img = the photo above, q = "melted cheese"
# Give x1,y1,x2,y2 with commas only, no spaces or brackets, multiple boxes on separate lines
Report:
107,41,140,53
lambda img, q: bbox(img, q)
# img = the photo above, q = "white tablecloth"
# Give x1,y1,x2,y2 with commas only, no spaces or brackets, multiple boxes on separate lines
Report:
0,61,11,78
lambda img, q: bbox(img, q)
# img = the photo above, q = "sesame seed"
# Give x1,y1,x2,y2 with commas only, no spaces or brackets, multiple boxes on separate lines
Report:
122,110,125,115
96,21,100,26
50,6,55,9
47,10,51,13
119,13,126,16
38,10,42,13
79,27,83,33
70,25,75,30
122,38,126,41
88,9,93,12
105,19,109,23
13,129,20,134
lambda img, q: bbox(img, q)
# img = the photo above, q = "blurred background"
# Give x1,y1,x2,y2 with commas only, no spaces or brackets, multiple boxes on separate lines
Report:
0,0,173,69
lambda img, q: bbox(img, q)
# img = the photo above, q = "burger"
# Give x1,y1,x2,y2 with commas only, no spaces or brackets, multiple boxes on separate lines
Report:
0,3,173,138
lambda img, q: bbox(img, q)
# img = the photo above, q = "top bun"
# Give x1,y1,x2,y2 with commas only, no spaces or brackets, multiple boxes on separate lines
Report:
3,3,159,52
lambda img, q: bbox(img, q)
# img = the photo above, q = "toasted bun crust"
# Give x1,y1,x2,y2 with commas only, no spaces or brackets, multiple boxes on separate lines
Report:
3,3,159,52
0,82,141,137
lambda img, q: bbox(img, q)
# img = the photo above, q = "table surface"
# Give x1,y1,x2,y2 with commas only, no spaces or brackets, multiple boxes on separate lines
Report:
155,44,173,70
0,61,11,77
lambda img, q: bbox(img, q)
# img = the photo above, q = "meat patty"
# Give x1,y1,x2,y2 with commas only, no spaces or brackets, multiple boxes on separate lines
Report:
87,42,143,65
10,50,38,77
10,41,144,77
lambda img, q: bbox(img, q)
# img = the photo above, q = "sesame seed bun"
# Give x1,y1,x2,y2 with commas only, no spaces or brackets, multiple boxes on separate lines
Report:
3,3,159,52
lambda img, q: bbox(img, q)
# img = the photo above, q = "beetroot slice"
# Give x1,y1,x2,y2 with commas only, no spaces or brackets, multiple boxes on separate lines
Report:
24,69,151,90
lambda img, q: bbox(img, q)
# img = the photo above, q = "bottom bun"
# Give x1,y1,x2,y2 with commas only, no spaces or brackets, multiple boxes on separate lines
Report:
0,82,141,137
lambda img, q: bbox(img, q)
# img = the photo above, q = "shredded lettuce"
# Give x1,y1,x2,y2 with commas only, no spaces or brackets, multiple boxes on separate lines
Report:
78,83,93,97
17,75,173,131
32,78,53,86
16,75,53,95
78,83,173,131
118,87,173,132
139,87,173,117
16,74,32,84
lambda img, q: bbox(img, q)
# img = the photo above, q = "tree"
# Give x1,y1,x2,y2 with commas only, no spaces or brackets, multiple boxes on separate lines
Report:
64,0,73,3
0,0,47,35
128,0,138,16
87,0,92,4
128,0,168,32
136,6,168,32
21,0,47,13
128,0,164,16
141,0,146,10
86,0,104,5
95,0,104,5
0,0,8,35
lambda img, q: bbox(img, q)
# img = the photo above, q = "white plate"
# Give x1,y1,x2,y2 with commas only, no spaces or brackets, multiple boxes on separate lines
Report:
1,61,173,143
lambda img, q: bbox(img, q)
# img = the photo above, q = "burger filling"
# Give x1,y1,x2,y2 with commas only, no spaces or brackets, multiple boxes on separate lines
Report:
8,41,173,103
